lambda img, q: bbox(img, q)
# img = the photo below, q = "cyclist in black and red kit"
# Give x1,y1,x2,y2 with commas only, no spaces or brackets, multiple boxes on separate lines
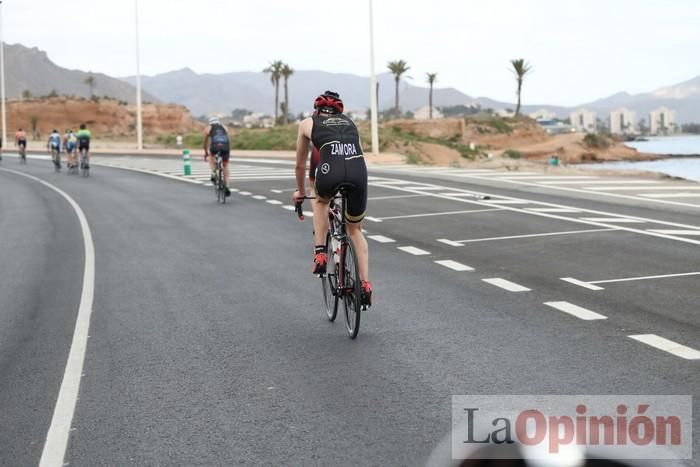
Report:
292,91,372,306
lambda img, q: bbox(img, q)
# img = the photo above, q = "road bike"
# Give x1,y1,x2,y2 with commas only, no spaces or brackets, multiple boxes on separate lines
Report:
79,148,90,177
50,147,61,172
213,152,227,204
296,184,365,339
19,144,27,164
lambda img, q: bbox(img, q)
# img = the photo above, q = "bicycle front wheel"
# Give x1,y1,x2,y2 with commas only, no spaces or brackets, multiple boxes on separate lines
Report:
321,231,339,322
340,236,362,338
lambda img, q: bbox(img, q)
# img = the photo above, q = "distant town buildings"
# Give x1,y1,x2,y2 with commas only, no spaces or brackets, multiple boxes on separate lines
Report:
414,106,444,120
609,108,637,135
649,107,677,135
529,109,557,121
347,110,369,122
570,109,597,133
494,109,515,118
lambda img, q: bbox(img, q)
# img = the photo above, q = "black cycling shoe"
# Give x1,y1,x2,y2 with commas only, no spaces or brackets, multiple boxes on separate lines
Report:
210,173,216,183
224,187,231,197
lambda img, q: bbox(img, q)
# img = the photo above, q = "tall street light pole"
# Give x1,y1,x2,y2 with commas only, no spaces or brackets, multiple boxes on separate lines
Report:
135,0,143,151
0,0,7,152
368,0,379,156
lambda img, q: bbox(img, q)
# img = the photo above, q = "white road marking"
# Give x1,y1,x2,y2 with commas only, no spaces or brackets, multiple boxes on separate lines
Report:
369,179,700,245
377,208,502,221
266,199,283,205
585,185,700,191
483,199,531,205
628,335,700,360
439,192,488,197
544,301,607,320
282,205,296,211
561,277,605,291
252,195,267,200
590,271,700,285
364,216,383,222
239,191,252,196
368,235,395,243
641,193,700,199
525,207,581,213
491,175,597,180
579,217,646,223
398,246,431,255
1,170,96,467
539,180,663,185
270,189,283,193
455,228,616,243
402,186,446,191
229,188,240,193
482,278,531,292
437,238,463,247
367,194,425,201
435,260,474,271
647,229,700,235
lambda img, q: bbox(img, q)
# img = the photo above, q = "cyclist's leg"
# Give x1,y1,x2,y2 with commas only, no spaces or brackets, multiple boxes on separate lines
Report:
312,160,337,249
207,152,216,178
345,159,369,282
222,151,231,186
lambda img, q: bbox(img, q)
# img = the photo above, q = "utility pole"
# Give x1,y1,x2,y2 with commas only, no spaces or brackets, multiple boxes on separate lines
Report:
368,0,379,156
135,0,143,150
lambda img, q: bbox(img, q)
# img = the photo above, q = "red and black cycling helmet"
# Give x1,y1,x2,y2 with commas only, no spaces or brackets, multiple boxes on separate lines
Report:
313,90,344,115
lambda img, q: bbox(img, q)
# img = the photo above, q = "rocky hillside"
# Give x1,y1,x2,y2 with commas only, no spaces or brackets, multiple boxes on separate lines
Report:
8,97,200,138
4,43,158,103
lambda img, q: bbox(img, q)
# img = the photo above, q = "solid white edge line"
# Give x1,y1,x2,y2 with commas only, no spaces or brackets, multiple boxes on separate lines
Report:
1,169,96,467
628,334,700,360
544,301,607,320
482,278,531,292
434,260,474,271
561,277,605,291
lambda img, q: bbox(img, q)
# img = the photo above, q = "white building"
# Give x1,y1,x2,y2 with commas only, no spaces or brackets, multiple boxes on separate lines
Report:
347,110,368,121
414,106,444,120
494,109,515,118
529,109,557,121
609,108,637,135
570,109,597,133
649,107,677,135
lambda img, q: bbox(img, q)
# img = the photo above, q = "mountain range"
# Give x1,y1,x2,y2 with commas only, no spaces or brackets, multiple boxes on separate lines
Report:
5,43,700,123
3,43,157,103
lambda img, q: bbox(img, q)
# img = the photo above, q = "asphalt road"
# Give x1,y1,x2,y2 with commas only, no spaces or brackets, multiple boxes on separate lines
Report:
0,154,698,466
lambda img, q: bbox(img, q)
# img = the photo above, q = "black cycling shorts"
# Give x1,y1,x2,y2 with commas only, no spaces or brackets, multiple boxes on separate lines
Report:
79,142,90,151
314,155,368,223
18,139,27,148
210,148,230,162
309,145,320,180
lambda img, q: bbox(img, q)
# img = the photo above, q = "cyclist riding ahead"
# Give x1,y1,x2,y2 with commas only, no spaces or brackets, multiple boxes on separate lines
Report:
15,128,27,161
292,91,373,307
203,117,231,197
47,129,62,169
76,123,92,169
64,129,78,169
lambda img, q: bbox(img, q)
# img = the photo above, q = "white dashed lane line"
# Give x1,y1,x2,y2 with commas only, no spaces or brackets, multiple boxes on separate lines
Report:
561,277,605,291
628,334,700,360
580,217,646,223
266,200,283,205
282,205,296,211
367,235,395,243
434,260,474,271
252,195,267,200
482,278,531,292
397,246,430,256
544,301,607,320
239,191,252,196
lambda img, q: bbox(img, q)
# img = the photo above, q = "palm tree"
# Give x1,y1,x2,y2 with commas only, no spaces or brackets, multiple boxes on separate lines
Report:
263,60,284,125
510,59,532,116
426,73,438,119
387,60,410,117
281,64,294,125
84,74,96,97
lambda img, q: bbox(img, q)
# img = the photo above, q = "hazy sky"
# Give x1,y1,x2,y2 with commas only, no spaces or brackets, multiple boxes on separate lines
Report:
3,0,699,106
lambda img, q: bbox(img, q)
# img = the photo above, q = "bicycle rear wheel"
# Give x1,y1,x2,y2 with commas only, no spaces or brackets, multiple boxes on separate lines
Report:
340,236,362,338
321,231,339,322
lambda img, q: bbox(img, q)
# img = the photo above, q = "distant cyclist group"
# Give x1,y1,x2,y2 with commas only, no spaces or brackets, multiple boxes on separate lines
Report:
13,123,91,173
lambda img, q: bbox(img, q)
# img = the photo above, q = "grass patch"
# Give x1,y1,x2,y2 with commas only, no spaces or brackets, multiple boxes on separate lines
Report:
583,133,611,149
503,149,521,159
